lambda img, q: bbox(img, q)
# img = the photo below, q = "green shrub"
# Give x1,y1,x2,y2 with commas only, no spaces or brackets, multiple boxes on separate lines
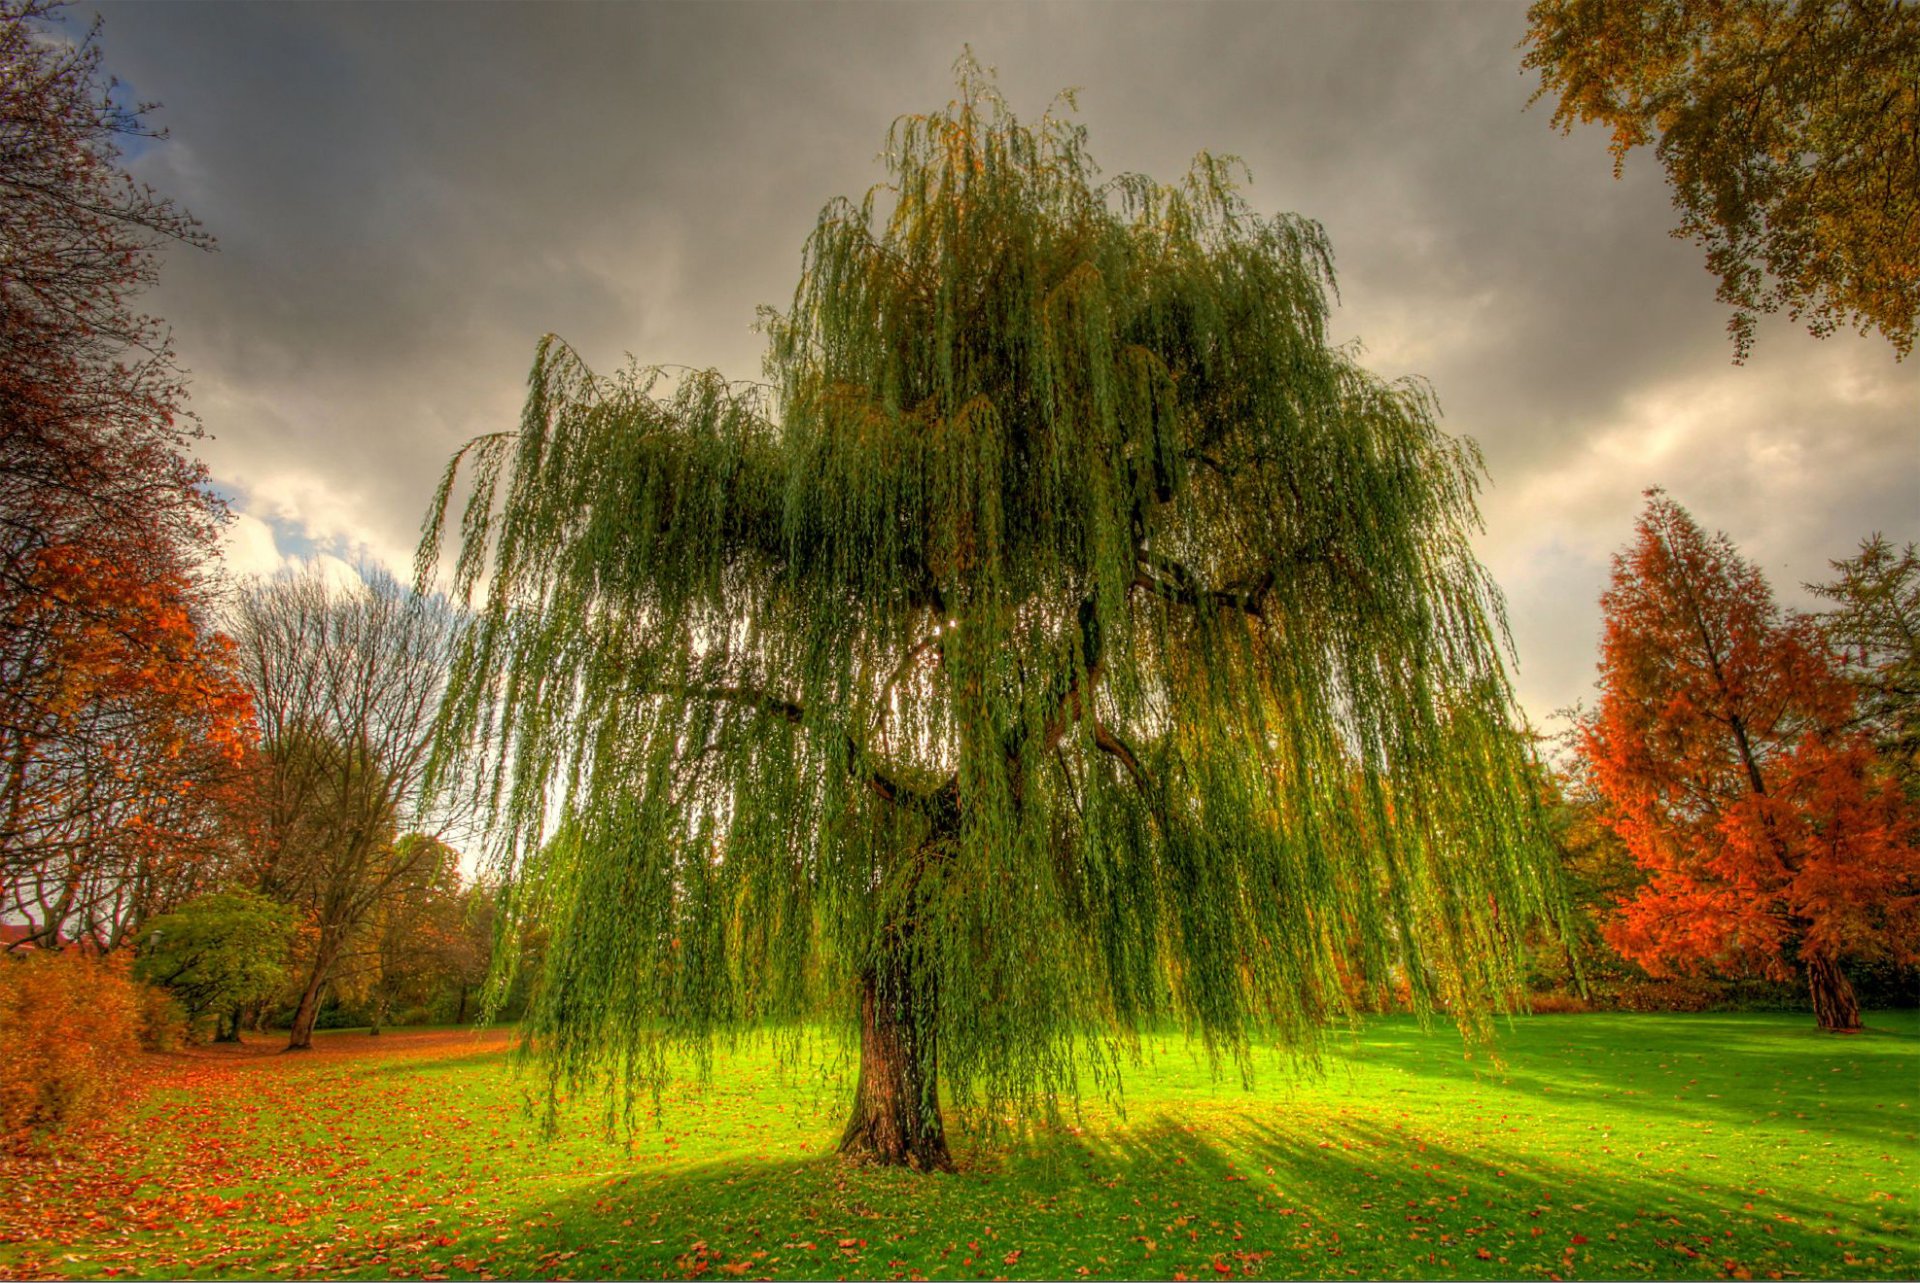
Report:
134,889,296,1038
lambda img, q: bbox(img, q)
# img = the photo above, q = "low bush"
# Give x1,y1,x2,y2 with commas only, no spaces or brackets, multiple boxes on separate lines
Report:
0,950,146,1149
1588,976,1725,1013
312,999,361,1030
135,985,188,1051
1524,991,1593,1015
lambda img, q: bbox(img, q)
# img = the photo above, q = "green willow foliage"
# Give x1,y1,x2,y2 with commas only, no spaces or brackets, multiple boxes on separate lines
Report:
422,68,1564,1134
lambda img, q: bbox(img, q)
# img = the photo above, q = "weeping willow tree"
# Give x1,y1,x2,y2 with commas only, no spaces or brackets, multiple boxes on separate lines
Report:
422,66,1563,1171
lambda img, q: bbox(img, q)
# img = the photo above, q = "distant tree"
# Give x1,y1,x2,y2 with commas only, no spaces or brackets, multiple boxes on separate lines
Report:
1579,492,1919,1031
1522,0,1920,360
426,68,1562,1169
468,893,544,1027
231,567,458,1050
1809,535,1919,792
439,880,498,1026
353,834,462,1035
133,888,295,1041
1532,758,1644,994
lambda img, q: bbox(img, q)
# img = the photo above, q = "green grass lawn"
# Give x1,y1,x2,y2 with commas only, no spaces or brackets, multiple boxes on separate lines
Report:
0,1011,1913,1280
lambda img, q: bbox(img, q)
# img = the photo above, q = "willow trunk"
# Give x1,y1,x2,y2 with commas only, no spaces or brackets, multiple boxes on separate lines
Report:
837,947,953,1171
1805,952,1861,1032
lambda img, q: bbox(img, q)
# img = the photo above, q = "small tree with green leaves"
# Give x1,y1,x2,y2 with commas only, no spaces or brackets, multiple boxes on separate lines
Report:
1810,535,1920,794
425,67,1562,1169
134,888,296,1042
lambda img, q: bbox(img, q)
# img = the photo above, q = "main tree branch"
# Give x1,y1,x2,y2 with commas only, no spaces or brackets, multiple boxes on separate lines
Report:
673,682,928,806
1132,549,1274,620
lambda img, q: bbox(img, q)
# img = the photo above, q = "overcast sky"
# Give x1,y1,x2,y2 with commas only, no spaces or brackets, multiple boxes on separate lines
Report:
88,0,1918,735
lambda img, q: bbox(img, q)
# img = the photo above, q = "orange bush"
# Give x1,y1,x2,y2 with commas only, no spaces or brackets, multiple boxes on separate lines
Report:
135,983,187,1053
1524,991,1593,1015
0,950,145,1148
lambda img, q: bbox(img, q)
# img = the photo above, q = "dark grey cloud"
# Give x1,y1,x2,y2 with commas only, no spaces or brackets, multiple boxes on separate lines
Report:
91,0,1919,728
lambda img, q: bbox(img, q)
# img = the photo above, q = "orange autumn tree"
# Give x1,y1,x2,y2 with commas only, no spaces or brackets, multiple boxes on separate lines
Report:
1578,492,1919,1030
0,0,244,946
0,541,255,946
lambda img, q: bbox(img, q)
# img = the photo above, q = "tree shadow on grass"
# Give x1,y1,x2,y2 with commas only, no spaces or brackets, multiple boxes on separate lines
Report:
484,1084,1917,1282
1310,1013,1918,1147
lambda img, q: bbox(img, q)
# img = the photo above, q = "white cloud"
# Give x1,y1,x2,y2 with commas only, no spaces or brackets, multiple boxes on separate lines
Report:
220,510,287,580
1476,329,1919,734
218,500,384,598
306,552,369,596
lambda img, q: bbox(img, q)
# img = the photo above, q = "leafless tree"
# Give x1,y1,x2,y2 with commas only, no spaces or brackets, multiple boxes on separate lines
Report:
230,565,460,1049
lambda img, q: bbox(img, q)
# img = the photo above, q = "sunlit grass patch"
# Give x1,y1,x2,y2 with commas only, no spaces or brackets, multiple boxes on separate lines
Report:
0,1012,1912,1280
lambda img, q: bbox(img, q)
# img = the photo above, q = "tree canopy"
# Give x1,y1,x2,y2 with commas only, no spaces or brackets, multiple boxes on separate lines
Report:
0,0,245,948
133,887,296,1038
1522,0,1920,361
1810,535,1920,793
1576,492,1918,1031
425,67,1563,1166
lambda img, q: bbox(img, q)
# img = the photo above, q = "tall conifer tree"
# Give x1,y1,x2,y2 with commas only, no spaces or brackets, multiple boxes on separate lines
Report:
424,67,1561,1169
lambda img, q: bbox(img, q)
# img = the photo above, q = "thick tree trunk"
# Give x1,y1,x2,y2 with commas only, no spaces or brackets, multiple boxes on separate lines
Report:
287,969,324,1050
287,941,340,1050
837,958,953,1172
1806,953,1861,1032
455,983,469,1026
213,1007,242,1043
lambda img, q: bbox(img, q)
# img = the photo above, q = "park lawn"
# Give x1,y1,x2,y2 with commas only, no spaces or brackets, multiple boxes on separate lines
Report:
0,1012,1912,1282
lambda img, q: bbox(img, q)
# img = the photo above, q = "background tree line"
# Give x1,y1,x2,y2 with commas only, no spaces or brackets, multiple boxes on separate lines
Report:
0,0,532,1072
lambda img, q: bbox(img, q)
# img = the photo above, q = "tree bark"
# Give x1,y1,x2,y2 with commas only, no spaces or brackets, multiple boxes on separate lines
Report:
213,1006,242,1043
837,955,953,1172
1806,952,1862,1032
287,967,325,1049
286,936,342,1050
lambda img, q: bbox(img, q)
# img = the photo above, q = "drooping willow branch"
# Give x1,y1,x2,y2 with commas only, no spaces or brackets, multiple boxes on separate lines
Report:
422,58,1568,1138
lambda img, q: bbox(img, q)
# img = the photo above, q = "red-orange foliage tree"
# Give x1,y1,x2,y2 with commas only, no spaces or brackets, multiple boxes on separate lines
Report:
0,0,215,588
1,542,255,946
0,0,245,945
1578,492,1919,1030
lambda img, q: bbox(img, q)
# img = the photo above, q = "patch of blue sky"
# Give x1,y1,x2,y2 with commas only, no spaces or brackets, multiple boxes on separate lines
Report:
213,479,334,564
261,512,325,562
28,8,158,162
104,74,158,164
